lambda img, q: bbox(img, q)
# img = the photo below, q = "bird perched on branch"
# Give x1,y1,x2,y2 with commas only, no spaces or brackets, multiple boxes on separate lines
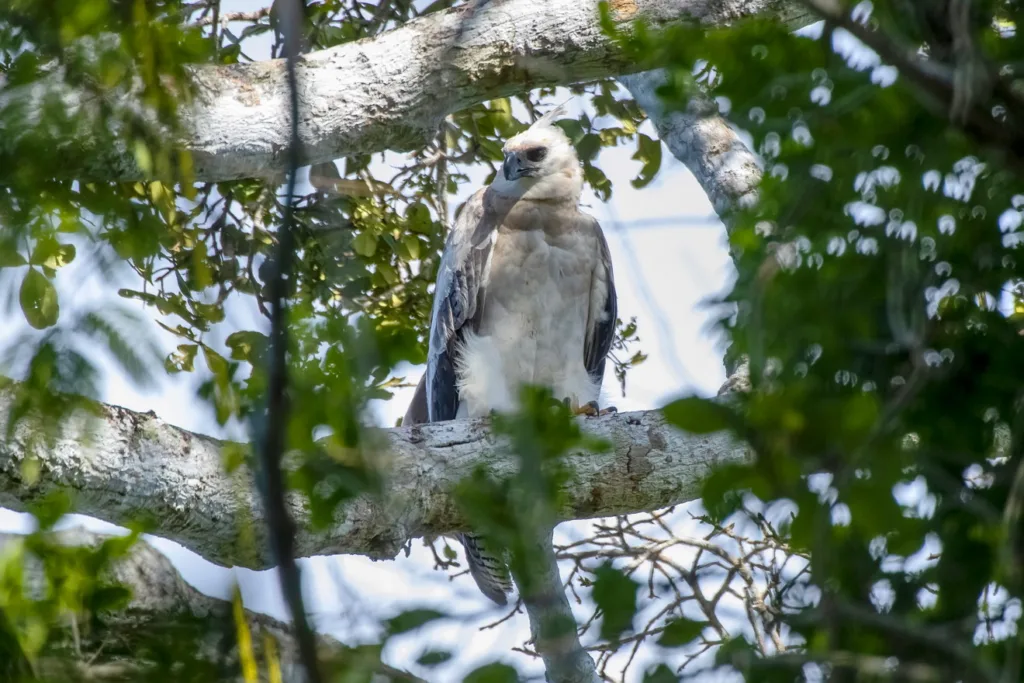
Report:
403,102,618,604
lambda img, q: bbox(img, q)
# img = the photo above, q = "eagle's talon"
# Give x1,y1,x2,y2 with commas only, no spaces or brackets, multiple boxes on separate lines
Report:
572,400,601,417
548,397,571,411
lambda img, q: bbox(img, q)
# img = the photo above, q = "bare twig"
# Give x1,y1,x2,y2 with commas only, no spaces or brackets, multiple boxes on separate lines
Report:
191,8,272,28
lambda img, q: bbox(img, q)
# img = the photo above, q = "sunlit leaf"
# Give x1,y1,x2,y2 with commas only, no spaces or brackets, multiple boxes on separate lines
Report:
165,344,199,373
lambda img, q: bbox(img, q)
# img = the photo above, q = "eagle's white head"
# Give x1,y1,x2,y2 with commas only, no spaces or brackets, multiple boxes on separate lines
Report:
491,102,583,202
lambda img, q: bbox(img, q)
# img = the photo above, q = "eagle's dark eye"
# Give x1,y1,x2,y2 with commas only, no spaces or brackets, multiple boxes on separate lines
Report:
525,147,548,163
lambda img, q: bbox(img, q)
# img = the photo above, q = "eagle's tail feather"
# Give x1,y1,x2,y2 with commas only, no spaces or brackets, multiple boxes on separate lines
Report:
460,532,513,605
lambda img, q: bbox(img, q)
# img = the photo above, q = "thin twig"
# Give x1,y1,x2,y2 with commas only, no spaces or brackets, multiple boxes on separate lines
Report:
191,7,272,28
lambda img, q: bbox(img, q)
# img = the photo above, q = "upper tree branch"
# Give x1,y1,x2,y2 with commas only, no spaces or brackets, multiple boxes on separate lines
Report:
0,385,748,570
618,71,762,222
0,0,810,182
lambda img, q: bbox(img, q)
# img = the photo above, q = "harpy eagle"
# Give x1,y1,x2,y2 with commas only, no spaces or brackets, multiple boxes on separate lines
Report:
404,103,617,604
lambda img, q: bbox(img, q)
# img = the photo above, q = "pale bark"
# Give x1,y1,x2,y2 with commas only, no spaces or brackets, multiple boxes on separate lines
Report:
0,0,810,182
0,528,353,683
0,385,748,570
619,71,763,219
618,70,764,383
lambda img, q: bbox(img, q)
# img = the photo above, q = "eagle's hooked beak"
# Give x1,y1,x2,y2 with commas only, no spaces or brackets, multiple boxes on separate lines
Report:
503,151,527,181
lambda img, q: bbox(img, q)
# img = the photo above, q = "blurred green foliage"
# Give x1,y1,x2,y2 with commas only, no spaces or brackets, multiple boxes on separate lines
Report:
605,0,1024,678
12,0,1024,679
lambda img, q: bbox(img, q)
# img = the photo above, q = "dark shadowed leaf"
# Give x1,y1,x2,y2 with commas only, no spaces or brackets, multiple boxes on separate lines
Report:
643,664,679,683
657,616,707,647
662,396,736,434
386,608,446,635
592,563,639,641
0,243,26,267
416,650,453,667
463,662,518,683
89,585,133,612
700,462,764,522
631,133,663,188
28,490,72,529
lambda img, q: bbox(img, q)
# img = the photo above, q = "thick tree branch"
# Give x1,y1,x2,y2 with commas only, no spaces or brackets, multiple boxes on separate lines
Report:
0,385,748,570
619,70,762,381
619,71,762,221
1,0,809,182
0,529,358,683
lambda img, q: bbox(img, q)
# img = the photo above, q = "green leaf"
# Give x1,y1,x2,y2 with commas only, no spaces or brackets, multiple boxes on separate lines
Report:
555,118,585,143
714,636,754,668
592,563,639,641
30,237,76,269
576,133,602,162
165,344,198,373
416,650,452,667
662,396,736,434
405,203,433,234
401,234,421,260
631,133,663,188
462,663,518,683
89,585,133,612
700,462,762,522
643,664,679,683
386,608,446,635
225,330,268,362
657,616,707,647
202,345,229,377
28,490,72,530
19,268,59,329
0,243,26,267
221,443,248,473
377,261,399,286
352,231,378,257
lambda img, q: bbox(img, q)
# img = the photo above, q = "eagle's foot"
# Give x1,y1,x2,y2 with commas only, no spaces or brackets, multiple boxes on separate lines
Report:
572,400,617,418
551,396,573,412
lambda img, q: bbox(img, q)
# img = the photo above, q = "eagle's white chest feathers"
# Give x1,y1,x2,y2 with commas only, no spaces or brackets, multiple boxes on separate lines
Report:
455,224,601,418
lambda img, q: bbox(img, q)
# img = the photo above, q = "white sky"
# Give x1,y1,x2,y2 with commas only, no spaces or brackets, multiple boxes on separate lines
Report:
0,6,907,682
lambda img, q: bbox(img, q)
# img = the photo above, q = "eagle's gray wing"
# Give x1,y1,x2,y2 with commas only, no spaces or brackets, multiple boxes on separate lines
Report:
583,216,617,387
425,188,498,422
422,188,513,605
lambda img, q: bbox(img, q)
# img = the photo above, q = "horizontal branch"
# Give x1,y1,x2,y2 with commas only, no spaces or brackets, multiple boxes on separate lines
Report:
1,0,809,182
0,385,749,570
